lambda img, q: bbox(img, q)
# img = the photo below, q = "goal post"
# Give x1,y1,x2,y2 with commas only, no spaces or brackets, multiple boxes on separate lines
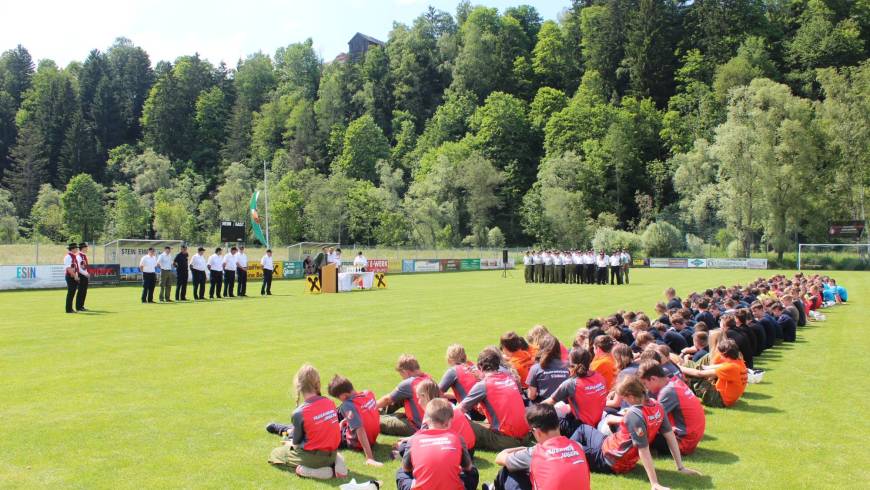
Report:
797,243,870,271
287,242,340,261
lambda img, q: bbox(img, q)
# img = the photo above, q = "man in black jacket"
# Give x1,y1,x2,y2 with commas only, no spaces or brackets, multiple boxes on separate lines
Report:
173,245,189,301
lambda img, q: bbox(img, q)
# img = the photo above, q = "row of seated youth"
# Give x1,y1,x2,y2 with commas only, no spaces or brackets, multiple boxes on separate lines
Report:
262,273,847,489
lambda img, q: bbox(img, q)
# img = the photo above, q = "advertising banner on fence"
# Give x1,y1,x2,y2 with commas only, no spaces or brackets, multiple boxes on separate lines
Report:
440,259,461,272
460,258,480,271
650,258,670,268
87,263,120,285
687,258,707,268
367,259,389,273
707,258,748,269
414,260,441,273
402,260,415,273
747,258,768,269
479,258,516,270
667,258,689,268
0,265,67,290
248,261,285,279
281,261,303,279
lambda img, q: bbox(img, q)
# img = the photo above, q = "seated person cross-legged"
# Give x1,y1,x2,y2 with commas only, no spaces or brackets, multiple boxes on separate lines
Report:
378,354,432,437
679,339,748,408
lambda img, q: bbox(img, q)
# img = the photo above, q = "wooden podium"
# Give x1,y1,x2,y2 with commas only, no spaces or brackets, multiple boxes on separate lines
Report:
321,263,337,293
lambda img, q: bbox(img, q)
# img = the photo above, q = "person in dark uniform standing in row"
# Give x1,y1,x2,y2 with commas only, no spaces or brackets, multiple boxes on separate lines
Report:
261,249,274,295
222,246,238,298
596,251,608,285
236,245,248,297
76,242,90,311
63,243,80,313
173,245,189,301
533,251,543,283
190,247,207,300
609,250,622,285
207,247,223,299
139,247,158,303
523,251,533,283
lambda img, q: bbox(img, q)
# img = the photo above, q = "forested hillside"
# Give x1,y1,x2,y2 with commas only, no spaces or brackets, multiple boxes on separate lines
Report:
0,0,867,258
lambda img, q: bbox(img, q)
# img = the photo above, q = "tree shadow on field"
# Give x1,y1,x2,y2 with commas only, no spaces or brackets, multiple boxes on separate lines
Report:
620,467,715,489
741,391,772,400
727,400,783,414
688,446,740,465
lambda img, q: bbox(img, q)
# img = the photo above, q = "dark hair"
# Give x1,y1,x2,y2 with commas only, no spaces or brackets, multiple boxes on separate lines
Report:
215,247,222,253
526,403,560,432
611,343,633,371
587,327,604,350
327,375,354,397
593,334,615,353
535,334,561,367
478,348,502,372
266,249,272,253
568,347,594,377
637,360,668,379
718,339,740,359
500,331,529,352
698,299,710,309
231,246,238,252
197,247,205,252
147,247,154,251
616,375,647,400
164,246,171,250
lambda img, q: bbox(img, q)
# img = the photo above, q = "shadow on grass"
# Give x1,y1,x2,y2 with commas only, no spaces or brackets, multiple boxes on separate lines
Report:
741,391,772,400
701,433,717,441
727,400,783,414
80,309,113,315
689,446,740,464
473,457,494,469
619,466,715,489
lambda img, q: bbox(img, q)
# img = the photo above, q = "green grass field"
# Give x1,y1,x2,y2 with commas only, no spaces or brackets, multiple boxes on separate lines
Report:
1,269,868,489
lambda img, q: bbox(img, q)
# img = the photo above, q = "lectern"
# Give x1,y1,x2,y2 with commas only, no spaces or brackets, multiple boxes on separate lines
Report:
321,263,337,293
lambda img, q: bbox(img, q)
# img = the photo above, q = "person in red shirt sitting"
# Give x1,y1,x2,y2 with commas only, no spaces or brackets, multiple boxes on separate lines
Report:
377,354,432,436
570,376,701,490
327,375,383,468
638,361,706,455
487,403,590,490
439,344,483,404
396,398,478,490
266,364,346,480
543,347,608,437
395,378,477,459
460,348,531,451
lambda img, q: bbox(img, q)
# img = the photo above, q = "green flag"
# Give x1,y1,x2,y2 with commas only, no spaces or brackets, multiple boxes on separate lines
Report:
249,191,268,247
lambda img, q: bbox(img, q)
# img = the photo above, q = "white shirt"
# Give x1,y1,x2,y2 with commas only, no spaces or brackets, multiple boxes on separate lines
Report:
523,255,532,265
77,253,90,277
533,254,543,265
237,253,248,268
63,253,77,274
353,255,368,267
596,255,607,267
332,254,342,265
223,253,238,270
261,254,274,270
584,253,594,265
157,252,173,271
609,254,621,266
140,255,158,273
190,254,207,271
207,254,223,271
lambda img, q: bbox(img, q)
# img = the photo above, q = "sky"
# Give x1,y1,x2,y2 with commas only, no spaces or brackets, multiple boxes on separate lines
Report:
1,0,570,67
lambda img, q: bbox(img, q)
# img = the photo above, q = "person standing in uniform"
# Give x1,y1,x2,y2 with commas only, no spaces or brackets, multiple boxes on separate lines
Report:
261,249,274,295
63,243,80,313
544,251,554,284
609,250,622,285
173,245,189,301
523,251,532,283
190,247,207,300
157,246,173,302
236,245,248,297
140,247,158,303
75,242,90,311
584,250,595,285
596,251,608,285
533,251,544,283
622,249,632,285
208,247,224,299
223,246,237,298
554,251,564,284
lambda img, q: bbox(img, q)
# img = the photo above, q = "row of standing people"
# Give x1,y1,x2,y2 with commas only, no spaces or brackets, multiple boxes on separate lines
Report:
523,250,632,285
138,245,277,303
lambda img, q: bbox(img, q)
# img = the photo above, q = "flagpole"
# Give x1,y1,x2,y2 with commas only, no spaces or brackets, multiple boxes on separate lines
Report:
263,160,270,248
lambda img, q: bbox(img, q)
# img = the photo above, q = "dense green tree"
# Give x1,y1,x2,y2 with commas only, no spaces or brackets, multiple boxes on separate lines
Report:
30,184,64,241
334,115,390,181
532,21,580,92
275,39,321,100
683,0,769,64
109,184,150,238
222,52,276,163
61,173,105,241
215,162,253,223
0,45,34,172
6,122,48,217
622,0,680,106
529,87,568,132
79,49,120,164
580,3,627,95
107,38,154,143
713,36,779,102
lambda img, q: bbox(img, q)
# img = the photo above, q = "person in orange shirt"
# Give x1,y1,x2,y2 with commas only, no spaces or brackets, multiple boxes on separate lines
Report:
679,339,748,407
500,332,536,389
590,335,617,391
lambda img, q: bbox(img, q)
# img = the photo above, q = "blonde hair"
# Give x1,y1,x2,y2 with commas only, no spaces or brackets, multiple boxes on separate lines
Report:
526,324,551,347
415,378,441,406
294,364,321,406
446,344,467,364
396,354,420,372
424,398,454,428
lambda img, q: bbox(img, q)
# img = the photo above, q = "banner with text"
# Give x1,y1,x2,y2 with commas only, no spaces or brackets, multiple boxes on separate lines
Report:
87,263,121,285
0,265,67,290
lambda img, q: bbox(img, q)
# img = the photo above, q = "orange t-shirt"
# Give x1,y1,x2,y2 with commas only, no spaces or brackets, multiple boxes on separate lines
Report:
590,354,616,390
715,358,747,406
507,349,535,388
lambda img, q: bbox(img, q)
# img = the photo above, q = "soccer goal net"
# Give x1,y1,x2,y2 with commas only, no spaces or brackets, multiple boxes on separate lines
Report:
797,243,870,271
287,242,340,261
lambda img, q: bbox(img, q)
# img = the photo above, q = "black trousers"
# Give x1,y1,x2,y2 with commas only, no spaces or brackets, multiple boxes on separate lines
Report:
142,272,156,302
597,266,607,284
223,270,235,297
585,264,594,284
610,265,622,285
76,275,89,309
236,268,247,296
493,467,533,490
261,269,273,294
65,276,78,312
209,270,223,298
175,271,188,300
191,270,206,299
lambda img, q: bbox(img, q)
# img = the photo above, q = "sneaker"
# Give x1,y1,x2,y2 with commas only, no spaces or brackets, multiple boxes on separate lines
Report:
265,423,292,437
482,483,494,490
334,452,348,478
296,465,333,480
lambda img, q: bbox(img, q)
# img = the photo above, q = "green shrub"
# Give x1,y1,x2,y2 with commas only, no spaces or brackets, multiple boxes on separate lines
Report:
686,233,706,256
726,240,743,258
592,227,643,256
641,222,683,257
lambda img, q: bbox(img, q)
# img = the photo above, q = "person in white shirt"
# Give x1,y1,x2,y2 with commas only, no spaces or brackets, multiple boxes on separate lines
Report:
353,251,368,272
523,251,533,283
554,251,564,284
190,247,207,300
207,248,224,299
621,249,632,285
261,249,274,295
609,250,622,285
543,251,554,283
572,251,583,284
76,242,91,311
596,251,608,285
157,246,174,302
222,246,238,298
533,251,544,283
63,243,80,313
582,251,593,284
140,247,158,303
332,248,343,266
236,245,249,297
